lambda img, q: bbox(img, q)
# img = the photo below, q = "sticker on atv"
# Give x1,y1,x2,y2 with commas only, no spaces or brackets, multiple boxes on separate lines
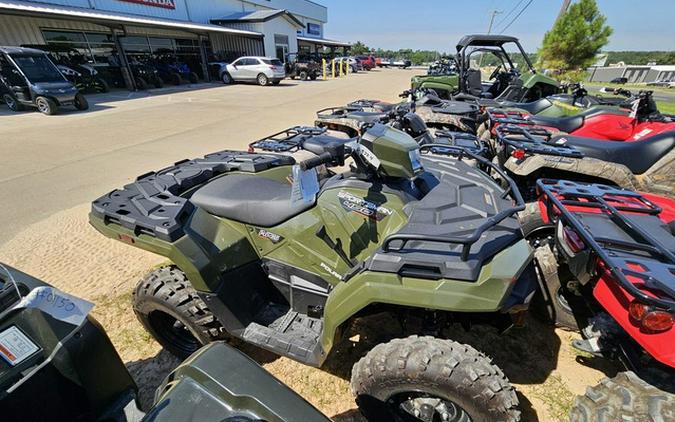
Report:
357,144,381,169
0,326,40,366
257,228,284,244
338,191,393,221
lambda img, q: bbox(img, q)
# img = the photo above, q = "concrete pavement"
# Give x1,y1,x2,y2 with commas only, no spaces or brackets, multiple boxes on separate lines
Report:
0,69,416,244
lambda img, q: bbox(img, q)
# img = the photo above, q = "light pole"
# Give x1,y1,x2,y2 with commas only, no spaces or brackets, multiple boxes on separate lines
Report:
478,10,502,67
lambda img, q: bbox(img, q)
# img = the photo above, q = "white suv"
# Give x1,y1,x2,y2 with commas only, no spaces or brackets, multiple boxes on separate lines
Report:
221,56,286,86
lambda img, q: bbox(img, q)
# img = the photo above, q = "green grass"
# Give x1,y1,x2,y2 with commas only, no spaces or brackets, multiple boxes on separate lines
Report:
657,101,675,115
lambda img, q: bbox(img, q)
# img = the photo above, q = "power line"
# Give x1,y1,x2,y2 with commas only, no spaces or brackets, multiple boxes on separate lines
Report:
499,0,535,34
494,0,525,29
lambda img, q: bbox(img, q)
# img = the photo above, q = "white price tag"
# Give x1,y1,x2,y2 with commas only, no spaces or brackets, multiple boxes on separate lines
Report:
0,326,39,366
12,286,94,326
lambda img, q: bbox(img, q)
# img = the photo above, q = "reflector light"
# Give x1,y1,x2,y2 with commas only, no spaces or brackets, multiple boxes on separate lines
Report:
512,149,526,160
562,226,585,253
628,300,649,321
642,310,674,332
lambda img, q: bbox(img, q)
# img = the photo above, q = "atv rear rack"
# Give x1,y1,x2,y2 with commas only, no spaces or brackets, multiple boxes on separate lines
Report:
385,144,526,261
91,151,294,242
486,108,533,128
248,126,327,153
495,125,585,158
316,106,361,119
538,179,675,311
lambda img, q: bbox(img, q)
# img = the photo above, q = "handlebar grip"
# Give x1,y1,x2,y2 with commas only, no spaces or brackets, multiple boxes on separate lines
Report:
299,152,333,171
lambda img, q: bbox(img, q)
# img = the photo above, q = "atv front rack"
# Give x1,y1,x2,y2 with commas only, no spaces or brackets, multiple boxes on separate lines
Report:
495,125,585,158
248,126,327,153
538,179,675,311
432,130,488,157
385,144,526,261
91,152,294,242
486,108,533,128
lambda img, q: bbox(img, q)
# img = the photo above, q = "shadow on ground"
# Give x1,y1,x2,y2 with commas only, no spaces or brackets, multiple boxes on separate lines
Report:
126,350,182,411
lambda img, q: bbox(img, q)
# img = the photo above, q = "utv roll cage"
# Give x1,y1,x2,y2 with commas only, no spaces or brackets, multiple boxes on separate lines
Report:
455,35,536,74
537,179,675,311
383,144,526,261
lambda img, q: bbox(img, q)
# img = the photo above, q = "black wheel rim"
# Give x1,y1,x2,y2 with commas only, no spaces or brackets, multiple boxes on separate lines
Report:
148,310,201,355
387,392,472,422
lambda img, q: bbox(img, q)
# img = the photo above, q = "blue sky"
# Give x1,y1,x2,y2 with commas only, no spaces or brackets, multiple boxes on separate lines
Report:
320,0,674,53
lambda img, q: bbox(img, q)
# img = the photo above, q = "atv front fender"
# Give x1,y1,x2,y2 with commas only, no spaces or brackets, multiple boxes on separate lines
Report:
319,239,533,353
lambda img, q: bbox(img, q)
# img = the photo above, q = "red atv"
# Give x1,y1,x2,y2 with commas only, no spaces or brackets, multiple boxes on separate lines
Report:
483,91,675,142
533,179,675,421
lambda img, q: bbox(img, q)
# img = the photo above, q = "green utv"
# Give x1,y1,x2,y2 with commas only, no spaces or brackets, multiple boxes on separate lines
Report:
90,124,537,421
411,35,559,102
0,263,329,422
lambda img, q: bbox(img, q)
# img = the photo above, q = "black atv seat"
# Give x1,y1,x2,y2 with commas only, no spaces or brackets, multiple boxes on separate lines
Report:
557,130,674,174
347,111,388,124
529,108,627,133
372,102,396,112
190,174,313,227
500,98,552,115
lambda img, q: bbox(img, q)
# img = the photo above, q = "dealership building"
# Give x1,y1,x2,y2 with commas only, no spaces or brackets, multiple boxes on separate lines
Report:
0,0,349,89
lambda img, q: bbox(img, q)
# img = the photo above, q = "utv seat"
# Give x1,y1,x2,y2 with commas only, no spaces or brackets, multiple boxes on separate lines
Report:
464,69,485,98
346,111,388,124
558,130,674,174
500,98,553,115
190,174,313,227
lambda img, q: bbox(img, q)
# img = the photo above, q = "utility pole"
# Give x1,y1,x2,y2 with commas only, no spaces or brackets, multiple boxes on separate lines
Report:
479,10,501,67
556,0,572,22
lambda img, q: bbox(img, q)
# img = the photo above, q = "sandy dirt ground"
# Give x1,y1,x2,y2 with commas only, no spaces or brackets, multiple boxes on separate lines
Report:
0,69,617,421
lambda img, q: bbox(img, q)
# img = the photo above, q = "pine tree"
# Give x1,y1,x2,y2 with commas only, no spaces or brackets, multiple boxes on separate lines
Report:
538,0,612,75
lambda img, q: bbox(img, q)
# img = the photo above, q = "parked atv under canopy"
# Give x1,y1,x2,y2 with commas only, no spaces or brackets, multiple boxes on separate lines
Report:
90,124,535,421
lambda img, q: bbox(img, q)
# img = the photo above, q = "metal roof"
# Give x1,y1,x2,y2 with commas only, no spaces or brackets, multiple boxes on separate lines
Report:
0,0,263,37
211,9,303,28
456,34,520,51
297,36,350,47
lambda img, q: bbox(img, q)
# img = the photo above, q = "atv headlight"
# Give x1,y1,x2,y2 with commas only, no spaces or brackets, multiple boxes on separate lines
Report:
409,149,423,174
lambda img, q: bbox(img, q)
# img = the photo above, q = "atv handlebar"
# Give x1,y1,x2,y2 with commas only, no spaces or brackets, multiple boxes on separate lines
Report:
299,152,335,171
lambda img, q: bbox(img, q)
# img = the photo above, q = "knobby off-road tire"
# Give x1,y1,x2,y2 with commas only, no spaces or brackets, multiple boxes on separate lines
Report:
299,70,308,81
74,93,89,111
351,335,521,422
133,266,226,359
570,372,675,422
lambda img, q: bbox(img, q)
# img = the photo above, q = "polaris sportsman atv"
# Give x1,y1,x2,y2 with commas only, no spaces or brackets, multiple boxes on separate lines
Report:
90,124,536,421
0,263,329,422
410,34,559,102
530,180,675,421
0,46,88,115
315,88,481,137
491,125,674,200
482,91,674,142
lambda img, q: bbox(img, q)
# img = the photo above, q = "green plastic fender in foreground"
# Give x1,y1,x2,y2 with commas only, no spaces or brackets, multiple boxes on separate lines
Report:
319,238,533,353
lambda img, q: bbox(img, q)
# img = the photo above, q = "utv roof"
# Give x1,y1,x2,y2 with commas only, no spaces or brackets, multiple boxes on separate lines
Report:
456,35,519,51
0,46,45,55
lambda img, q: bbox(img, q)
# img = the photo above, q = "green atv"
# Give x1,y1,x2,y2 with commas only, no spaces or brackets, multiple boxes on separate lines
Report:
411,34,559,102
0,263,330,422
90,124,537,421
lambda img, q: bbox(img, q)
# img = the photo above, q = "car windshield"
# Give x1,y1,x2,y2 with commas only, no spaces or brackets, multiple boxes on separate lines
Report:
10,54,65,83
262,59,283,66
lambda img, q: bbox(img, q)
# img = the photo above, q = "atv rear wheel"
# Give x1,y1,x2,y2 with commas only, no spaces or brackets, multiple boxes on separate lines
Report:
310,73,317,80
299,70,308,81
133,266,226,359
351,336,521,422
569,372,675,422
95,77,110,93
35,96,58,115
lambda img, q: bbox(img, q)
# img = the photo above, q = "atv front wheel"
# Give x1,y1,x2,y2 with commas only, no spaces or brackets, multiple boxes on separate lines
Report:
188,72,199,84
35,96,58,115
95,78,110,93
135,77,148,90
133,266,226,359
257,73,269,86
351,336,521,422
570,372,675,422
299,70,308,81
74,93,89,111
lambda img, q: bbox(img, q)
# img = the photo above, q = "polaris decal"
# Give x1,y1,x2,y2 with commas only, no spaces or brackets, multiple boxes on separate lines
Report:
338,191,393,221
257,228,284,244
320,262,342,280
